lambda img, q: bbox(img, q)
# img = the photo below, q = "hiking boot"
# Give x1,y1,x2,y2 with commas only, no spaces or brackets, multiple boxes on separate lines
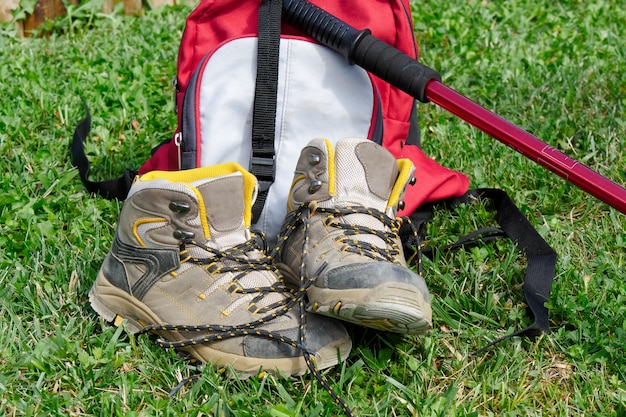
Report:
89,162,351,376
276,138,432,335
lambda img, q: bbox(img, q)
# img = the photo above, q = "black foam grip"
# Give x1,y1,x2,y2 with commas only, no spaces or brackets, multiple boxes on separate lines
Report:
282,0,368,60
350,35,441,103
282,0,441,103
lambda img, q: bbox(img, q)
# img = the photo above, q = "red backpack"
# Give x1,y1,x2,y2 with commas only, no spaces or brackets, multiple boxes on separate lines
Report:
72,0,554,351
72,0,469,238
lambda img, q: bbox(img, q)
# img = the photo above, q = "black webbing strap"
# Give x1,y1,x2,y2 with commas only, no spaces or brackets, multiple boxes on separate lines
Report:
70,100,136,201
250,0,282,224
406,188,557,351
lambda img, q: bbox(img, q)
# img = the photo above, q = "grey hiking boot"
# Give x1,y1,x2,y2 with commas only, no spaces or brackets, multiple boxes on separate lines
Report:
276,138,432,335
89,162,351,376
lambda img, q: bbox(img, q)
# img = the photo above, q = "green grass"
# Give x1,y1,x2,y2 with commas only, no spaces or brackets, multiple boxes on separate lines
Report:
1,0,625,416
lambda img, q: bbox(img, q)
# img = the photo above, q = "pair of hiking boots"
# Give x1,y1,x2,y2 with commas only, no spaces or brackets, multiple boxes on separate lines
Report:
89,138,432,376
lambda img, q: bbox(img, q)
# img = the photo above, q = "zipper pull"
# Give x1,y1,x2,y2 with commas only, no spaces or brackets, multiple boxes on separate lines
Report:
174,131,182,170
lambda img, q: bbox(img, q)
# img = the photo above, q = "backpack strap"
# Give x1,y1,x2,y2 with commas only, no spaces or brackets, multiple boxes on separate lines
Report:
404,188,557,351
250,0,282,223
70,99,136,200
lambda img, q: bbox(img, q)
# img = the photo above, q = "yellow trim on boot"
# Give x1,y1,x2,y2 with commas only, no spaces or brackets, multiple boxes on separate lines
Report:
387,159,415,209
133,217,167,247
287,174,306,212
138,163,258,230
286,138,335,212
323,138,336,197
139,162,251,185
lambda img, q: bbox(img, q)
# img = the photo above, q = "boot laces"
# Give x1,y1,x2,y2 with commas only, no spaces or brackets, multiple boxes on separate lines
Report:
273,203,359,416
288,201,406,264
141,233,301,348
180,235,292,315
139,232,355,416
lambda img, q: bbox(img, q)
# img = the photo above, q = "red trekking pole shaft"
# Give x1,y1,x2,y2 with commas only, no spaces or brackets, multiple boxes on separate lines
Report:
425,82,626,214
282,0,626,214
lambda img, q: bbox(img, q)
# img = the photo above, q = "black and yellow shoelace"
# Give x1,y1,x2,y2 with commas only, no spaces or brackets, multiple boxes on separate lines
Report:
138,229,354,416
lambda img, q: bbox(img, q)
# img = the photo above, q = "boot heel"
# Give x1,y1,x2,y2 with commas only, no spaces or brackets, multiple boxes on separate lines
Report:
88,270,145,334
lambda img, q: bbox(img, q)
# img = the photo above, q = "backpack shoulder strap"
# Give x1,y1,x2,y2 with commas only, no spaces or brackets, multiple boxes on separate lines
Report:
70,0,284,205
70,100,136,200
405,188,557,351
250,0,282,223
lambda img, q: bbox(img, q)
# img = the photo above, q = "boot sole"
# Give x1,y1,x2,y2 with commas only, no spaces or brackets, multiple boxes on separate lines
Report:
308,282,432,335
89,269,351,376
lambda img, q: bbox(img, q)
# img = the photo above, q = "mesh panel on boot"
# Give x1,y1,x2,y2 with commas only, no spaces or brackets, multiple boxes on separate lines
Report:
319,138,401,248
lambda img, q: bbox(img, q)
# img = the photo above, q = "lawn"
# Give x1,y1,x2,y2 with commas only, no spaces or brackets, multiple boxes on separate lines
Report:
1,0,625,416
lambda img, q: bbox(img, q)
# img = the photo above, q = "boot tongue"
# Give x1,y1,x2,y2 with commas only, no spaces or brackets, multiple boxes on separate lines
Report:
193,171,283,306
192,172,250,250
327,138,399,211
323,139,401,249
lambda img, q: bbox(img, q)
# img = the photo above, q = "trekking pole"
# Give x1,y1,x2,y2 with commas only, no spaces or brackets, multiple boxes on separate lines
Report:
282,0,626,214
